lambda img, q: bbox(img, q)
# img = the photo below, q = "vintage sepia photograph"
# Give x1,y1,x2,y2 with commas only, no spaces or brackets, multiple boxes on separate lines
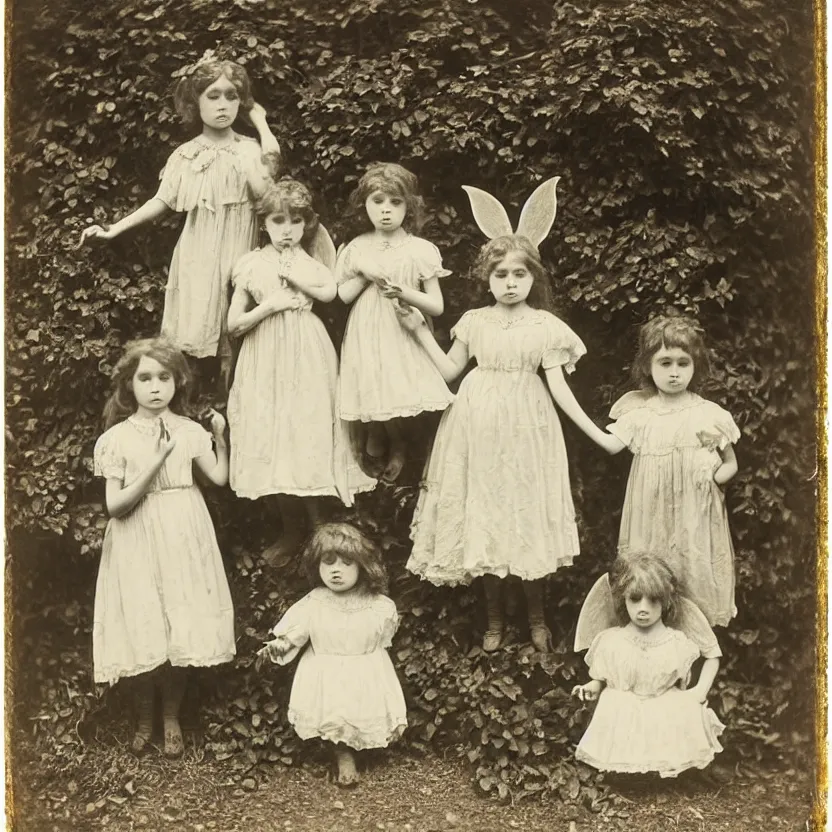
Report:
5,0,825,829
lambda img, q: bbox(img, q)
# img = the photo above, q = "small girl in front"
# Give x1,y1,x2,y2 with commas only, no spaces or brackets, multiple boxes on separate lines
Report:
397,179,616,653
601,314,740,626
572,554,724,777
227,179,375,563
81,58,281,393
92,338,235,756
336,163,454,482
257,523,407,786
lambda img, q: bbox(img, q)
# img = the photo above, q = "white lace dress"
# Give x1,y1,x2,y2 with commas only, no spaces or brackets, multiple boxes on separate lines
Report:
608,391,741,626
406,306,586,585
155,134,268,358
92,414,235,685
576,625,724,777
336,234,454,421
269,587,407,750
227,246,375,504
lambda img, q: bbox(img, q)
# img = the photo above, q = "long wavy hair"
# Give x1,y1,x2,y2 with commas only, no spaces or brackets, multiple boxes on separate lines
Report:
256,178,320,246
345,162,426,235
471,235,555,313
609,553,682,628
173,59,254,129
301,522,388,594
631,312,711,392
102,338,192,430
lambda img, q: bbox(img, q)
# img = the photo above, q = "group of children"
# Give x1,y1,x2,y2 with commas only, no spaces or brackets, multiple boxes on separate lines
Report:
80,58,739,786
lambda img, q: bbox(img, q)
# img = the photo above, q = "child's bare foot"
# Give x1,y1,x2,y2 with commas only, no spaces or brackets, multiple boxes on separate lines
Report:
334,747,360,787
529,623,554,653
130,725,152,754
163,716,184,758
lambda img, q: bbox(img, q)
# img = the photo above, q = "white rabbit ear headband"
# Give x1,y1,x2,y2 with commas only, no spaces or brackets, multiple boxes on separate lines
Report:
461,177,560,250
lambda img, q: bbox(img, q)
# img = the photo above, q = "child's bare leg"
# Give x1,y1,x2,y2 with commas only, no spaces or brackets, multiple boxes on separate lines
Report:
333,744,360,786
304,496,323,528
524,579,553,653
262,494,307,567
381,418,406,483
365,422,386,459
161,665,187,758
482,575,504,652
130,671,155,753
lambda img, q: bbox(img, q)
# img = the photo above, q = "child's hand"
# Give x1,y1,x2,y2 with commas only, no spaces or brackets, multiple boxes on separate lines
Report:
248,101,267,125
395,302,428,332
204,408,226,438
156,418,176,459
571,682,601,702
255,637,290,670
78,224,116,247
262,291,303,315
378,278,404,299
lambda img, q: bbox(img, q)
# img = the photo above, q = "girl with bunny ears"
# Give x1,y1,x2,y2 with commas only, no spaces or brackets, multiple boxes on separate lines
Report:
80,57,281,395
397,179,615,653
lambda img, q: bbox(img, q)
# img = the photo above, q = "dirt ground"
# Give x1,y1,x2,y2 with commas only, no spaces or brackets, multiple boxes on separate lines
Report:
9,739,820,832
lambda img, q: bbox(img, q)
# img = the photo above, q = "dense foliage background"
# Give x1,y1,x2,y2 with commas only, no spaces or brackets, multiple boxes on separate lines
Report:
7,0,819,811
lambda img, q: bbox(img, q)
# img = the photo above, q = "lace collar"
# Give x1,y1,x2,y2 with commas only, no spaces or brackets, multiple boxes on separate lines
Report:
310,586,378,612
127,411,180,435
620,623,676,650
644,392,704,416
481,305,546,330
363,232,412,252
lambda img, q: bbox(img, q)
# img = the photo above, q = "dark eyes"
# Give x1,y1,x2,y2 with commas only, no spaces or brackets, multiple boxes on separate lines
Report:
321,554,354,566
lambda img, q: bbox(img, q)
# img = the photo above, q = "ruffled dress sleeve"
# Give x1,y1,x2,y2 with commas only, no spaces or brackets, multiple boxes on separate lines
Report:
230,250,262,293
540,314,587,374
606,390,653,450
268,593,315,665
93,427,126,480
177,419,213,460
411,238,452,283
375,595,401,650
450,309,478,344
696,401,741,451
585,628,619,683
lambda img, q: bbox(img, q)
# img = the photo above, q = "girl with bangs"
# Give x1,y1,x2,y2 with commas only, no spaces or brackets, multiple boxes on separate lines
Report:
572,554,724,777
601,313,740,627
227,180,374,566
336,163,454,483
257,523,407,786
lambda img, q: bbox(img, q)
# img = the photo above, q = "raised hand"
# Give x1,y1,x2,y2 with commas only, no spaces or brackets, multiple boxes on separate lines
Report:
156,417,176,460
204,408,226,438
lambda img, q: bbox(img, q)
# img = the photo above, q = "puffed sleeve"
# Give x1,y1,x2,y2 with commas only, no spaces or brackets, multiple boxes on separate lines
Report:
155,141,205,212
93,429,126,480
450,309,478,344
334,239,358,285
676,597,722,659
585,628,618,682
230,250,259,293
412,239,452,283
540,314,587,373
697,402,741,451
376,596,401,650
606,390,652,450
268,593,315,665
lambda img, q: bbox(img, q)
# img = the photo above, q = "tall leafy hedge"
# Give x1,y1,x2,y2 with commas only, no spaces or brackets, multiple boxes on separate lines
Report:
8,0,818,805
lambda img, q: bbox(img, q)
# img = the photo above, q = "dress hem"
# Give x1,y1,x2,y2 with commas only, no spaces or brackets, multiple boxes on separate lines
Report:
94,652,236,687
405,557,578,586
575,746,723,779
340,400,453,422
290,715,407,751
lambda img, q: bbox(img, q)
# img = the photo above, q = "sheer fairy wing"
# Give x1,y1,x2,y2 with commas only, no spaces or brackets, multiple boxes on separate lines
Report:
676,598,722,658
306,224,337,271
461,185,513,239
516,177,560,248
574,573,617,652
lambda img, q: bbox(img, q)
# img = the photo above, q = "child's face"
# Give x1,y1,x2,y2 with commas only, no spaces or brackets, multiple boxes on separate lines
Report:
650,346,694,396
132,355,175,416
625,592,663,631
489,251,534,307
319,554,360,593
264,210,305,250
198,73,241,131
365,190,407,234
